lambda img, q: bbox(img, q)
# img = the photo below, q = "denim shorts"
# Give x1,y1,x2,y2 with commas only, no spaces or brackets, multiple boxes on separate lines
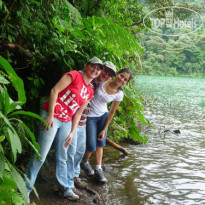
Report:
86,112,108,152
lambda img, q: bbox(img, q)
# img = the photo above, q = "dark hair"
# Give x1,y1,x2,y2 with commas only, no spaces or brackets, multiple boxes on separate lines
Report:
117,68,132,83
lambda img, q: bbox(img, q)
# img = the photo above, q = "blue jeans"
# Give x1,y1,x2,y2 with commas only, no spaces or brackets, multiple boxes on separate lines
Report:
25,109,72,196
86,112,108,152
67,126,86,189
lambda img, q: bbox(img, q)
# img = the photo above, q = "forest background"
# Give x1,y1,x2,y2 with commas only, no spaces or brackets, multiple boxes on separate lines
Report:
0,0,204,204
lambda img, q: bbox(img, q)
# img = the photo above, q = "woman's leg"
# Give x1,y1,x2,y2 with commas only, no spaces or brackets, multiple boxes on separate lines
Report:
25,110,60,196
55,121,72,195
74,126,86,178
94,112,108,182
85,117,98,153
96,112,108,149
83,150,93,163
95,146,103,165
66,126,79,190
81,117,98,176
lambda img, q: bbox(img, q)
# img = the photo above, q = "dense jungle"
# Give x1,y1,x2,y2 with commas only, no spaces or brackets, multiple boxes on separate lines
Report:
0,0,204,204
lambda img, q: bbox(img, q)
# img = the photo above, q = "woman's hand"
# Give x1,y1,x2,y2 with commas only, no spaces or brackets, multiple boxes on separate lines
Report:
98,129,106,141
42,115,54,130
64,132,74,148
45,74,72,130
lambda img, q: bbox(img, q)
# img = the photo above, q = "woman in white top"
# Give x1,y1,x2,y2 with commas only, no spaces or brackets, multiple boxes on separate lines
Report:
80,68,132,182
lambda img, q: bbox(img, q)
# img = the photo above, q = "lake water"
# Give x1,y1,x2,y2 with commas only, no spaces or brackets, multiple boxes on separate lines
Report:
98,75,205,205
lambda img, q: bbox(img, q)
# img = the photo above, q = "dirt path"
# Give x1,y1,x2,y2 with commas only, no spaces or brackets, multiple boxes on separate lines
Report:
29,155,104,205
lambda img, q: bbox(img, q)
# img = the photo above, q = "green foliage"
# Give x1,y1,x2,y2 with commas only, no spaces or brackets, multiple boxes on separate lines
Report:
71,16,142,67
0,56,26,105
0,0,153,145
0,56,47,204
1,0,85,111
108,73,151,143
0,0,144,112
0,171,24,205
71,0,150,38
140,0,205,77
142,32,205,77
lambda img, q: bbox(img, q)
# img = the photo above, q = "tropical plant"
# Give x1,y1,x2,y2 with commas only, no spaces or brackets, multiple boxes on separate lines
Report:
0,56,47,204
108,75,151,143
0,0,154,144
1,0,143,109
142,30,205,77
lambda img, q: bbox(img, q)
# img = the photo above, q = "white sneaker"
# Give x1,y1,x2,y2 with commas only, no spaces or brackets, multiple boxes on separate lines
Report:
65,192,79,201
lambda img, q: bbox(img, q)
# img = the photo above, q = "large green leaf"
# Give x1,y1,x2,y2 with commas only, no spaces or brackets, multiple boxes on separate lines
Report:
0,86,21,112
22,135,42,160
13,118,42,160
0,86,4,111
0,144,3,153
0,135,5,143
3,87,10,116
8,101,22,112
0,56,26,105
0,112,22,162
24,173,40,202
0,86,13,115
9,111,48,128
0,75,10,84
13,119,39,147
3,128,22,163
10,165,28,204
0,152,5,178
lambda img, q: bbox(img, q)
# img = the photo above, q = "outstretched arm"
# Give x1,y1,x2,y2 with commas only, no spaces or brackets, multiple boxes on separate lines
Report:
98,101,121,141
42,74,72,130
64,100,90,148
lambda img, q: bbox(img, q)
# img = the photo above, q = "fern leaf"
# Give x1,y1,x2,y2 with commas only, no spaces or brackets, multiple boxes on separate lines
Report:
0,171,17,191
0,188,24,205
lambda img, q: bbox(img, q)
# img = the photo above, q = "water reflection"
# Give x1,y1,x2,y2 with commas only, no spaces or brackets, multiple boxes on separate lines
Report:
98,76,205,205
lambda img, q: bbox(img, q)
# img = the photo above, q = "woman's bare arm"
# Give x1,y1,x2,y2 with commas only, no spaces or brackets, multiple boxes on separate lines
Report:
64,99,90,148
98,101,121,141
43,74,72,129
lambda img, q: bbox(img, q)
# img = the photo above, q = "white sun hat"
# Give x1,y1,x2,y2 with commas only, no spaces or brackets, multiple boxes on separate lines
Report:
103,61,117,76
